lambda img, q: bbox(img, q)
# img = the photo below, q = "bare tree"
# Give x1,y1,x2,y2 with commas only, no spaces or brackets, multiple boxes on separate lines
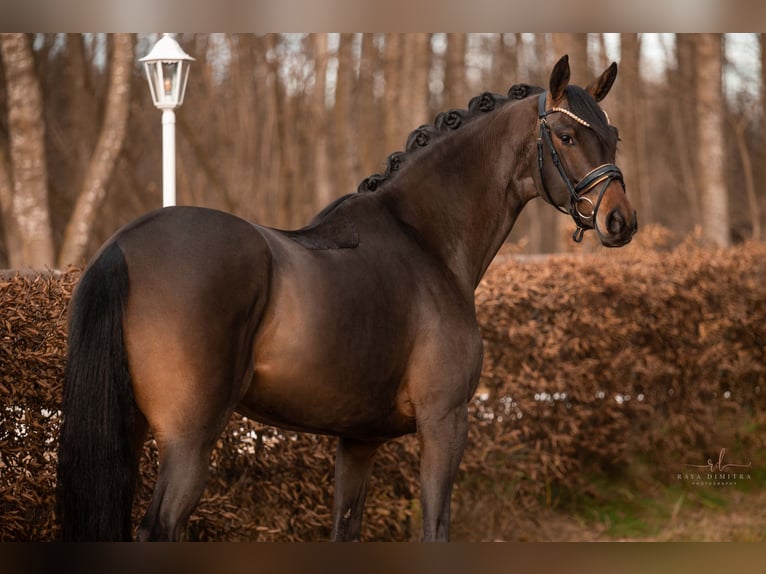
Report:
269,35,301,228
0,129,18,265
663,34,700,227
402,33,431,131
311,34,332,209
355,34,383,180
0,33,55,268
668,34,700,228
444,33,467,108
492,34,519,92
731,112,760,240
333,33,356,197
57,34,134,267
616,33,653,224
259,34,290,227
761,33,766,199
383,34,404,153
3,33,760,267
695,33,730,247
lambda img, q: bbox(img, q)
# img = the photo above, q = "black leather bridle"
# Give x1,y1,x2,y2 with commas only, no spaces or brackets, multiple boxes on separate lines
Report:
536,92,626,242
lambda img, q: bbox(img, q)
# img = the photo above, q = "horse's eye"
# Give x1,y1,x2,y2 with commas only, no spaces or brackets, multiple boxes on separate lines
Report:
560,133,575,146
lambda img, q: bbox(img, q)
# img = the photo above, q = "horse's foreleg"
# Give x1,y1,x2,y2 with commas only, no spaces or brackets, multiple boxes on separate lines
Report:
330,437,382,541
417,405,468,542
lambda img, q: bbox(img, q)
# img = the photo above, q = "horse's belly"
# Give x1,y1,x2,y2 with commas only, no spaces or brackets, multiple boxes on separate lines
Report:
236,241,420,439
237,369,415,439
238,323,416,439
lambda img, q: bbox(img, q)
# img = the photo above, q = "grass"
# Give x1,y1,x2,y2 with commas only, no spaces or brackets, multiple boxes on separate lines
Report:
552,449,766,541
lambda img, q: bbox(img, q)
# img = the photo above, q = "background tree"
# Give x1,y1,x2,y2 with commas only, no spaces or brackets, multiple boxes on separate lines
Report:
615,33,651,224
444,33,468,109
57,33,133,267
760,32,766,218
0,33,54,268
311,33,331,209
695,33,730,248
665,34,700,226
0,34,762,269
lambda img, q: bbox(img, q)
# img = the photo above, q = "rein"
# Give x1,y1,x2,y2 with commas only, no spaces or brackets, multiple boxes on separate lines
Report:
536,92,625,242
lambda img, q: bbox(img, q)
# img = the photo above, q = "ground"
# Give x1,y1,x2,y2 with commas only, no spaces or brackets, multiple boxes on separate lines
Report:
509,481,766,542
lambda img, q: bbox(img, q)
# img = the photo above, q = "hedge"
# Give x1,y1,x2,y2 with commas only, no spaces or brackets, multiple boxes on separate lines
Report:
1,229,764,541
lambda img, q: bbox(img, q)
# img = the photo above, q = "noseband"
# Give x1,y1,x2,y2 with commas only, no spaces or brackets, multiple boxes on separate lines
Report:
536,92,625,242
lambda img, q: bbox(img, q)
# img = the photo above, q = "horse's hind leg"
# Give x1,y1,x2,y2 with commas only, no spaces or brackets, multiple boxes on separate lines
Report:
128,344,243,541
331,437,382,541
136,431,222,541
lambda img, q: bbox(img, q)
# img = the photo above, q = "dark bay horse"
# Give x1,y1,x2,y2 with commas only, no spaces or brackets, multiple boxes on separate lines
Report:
56,55,637,541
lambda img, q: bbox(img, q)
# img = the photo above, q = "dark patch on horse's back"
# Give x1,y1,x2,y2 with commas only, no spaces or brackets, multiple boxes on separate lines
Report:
283,194,360,250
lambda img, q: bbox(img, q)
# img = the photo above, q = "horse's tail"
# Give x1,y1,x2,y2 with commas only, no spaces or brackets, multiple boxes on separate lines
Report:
56,241,139,541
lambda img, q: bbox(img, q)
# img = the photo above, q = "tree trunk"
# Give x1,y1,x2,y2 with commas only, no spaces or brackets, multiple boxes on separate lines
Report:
258,35,280,225
271,35,297,228
403,33,431,131
493,34,518,92
733,117,760,240
617,34,653,224
673,34,701,226
0,33,55,268
57,34,134,267
761,33,766,203
383,34,404,153
695,33,730,247
333,33,355,197
356,33,381,180
312,33,332,209
444,33,467,108
230,34,258,216
0,137,20,267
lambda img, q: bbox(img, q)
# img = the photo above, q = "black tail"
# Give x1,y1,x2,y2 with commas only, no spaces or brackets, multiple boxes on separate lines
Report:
56,241,139,541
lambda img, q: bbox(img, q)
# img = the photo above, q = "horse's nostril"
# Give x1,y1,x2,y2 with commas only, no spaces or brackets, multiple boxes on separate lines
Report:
606,209,624,235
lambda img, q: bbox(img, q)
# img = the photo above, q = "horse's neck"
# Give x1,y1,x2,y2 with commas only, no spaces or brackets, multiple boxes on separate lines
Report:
381,98,538,293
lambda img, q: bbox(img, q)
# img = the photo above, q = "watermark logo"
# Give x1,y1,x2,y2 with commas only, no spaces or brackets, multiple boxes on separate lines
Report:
676,448,752,487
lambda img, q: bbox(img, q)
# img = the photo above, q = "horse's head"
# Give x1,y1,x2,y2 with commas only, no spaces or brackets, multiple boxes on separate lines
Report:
535,55,637,247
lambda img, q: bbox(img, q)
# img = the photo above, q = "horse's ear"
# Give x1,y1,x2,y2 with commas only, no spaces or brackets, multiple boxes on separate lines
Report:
549,55,570,104
586,61,618,102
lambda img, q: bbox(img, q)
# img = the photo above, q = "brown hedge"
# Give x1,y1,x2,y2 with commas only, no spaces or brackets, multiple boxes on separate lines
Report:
1,232,765,541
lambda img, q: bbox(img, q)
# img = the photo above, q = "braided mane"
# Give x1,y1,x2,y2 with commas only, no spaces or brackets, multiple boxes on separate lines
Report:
357,83,545,193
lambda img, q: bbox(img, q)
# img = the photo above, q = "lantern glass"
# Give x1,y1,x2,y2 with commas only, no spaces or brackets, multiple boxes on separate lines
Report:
144,59,191,109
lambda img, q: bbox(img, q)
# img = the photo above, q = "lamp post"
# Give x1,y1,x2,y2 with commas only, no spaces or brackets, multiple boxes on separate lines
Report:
140,33,194,207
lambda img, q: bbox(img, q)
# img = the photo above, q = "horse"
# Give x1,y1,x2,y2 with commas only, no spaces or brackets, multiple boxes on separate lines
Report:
56,55,637,542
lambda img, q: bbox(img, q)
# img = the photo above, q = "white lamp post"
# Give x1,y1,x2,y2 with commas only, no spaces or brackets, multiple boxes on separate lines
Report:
140,33,195,207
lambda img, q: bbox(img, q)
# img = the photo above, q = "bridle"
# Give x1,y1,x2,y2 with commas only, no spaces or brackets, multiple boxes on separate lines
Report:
536,92,626,242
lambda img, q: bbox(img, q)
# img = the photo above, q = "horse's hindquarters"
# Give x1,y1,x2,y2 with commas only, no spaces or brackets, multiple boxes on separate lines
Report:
118,207,271,443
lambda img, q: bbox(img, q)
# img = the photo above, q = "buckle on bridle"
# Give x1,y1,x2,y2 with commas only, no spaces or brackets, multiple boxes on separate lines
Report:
574,195,595,221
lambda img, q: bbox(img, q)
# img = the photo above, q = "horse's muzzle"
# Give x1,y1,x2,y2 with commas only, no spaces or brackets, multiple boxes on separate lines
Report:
599,207,638,247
